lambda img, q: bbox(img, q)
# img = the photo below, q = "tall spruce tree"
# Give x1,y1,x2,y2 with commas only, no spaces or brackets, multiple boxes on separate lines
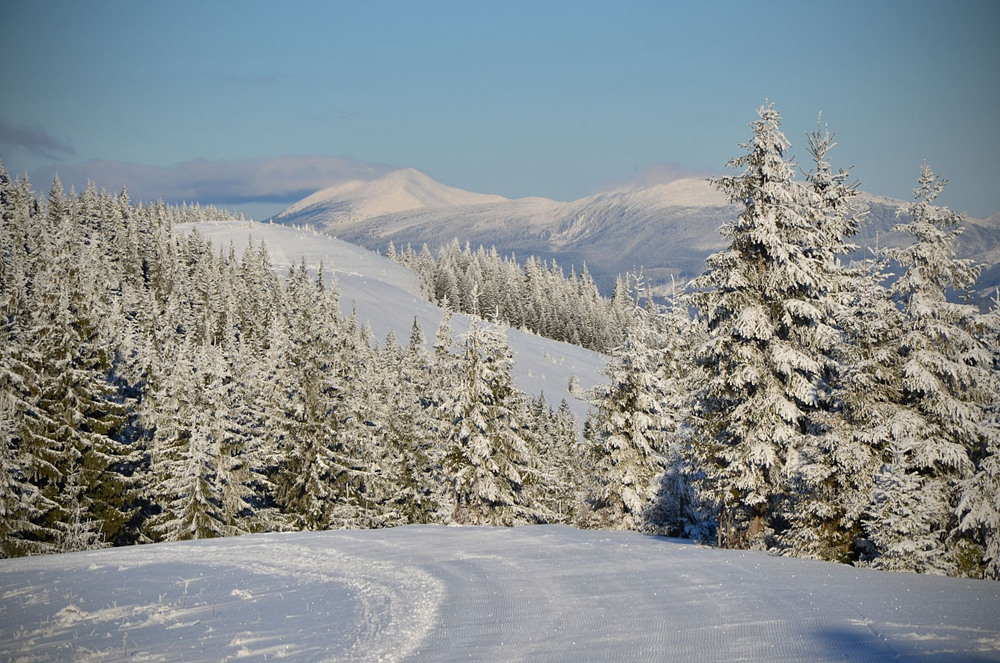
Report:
866,164,997,575
957,291,1000,578
690,102,833,548
444,323,535,525
778,119,871,560
583,311,666,531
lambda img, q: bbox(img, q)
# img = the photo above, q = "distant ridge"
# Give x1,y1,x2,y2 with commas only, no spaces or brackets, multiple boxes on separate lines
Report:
273,169,1000,306
273,168,738,293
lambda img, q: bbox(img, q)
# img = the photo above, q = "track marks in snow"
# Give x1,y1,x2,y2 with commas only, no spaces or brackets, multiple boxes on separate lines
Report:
0,535,443,662
2,526,999,661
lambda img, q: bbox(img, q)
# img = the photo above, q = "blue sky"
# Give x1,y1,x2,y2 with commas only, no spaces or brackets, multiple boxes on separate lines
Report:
1,0,998,219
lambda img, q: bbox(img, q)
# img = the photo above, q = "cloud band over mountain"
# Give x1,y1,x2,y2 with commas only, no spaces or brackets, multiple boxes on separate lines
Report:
30,156,394,205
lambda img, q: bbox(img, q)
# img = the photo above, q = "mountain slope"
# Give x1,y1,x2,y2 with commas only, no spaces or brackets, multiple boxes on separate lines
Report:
184,220,606,423
273,169,1000,303
3,525,999,661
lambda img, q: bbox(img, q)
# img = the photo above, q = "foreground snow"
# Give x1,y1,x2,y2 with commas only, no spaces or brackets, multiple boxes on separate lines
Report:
2,526,998,661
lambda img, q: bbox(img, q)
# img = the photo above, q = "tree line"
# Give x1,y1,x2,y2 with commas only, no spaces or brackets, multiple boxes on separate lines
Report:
389,240,634,353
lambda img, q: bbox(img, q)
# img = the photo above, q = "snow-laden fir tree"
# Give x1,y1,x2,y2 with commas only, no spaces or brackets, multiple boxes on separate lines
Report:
777,119,874,560
0,163,48,556
645,292,710,539
0,388,46,557
520,394,581,524
372,320,443,524
145,339,228,541
867,164,998,575
323,313,404,529
957,290,1000,578
583,307,667,531
12,188,138,550
786,248,900,562
270,263,354,530
690,102,833,548
444,323,536,525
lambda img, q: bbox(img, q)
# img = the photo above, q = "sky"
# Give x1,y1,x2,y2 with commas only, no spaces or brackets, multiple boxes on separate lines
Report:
1,0,998,220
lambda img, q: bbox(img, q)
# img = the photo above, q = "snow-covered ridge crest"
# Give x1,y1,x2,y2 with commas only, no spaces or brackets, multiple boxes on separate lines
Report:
277,167,508,226
272,169,738,293
593,177,730,207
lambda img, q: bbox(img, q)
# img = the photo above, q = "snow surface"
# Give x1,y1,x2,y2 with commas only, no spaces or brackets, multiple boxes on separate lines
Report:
182,220,606,423
2,525,999,662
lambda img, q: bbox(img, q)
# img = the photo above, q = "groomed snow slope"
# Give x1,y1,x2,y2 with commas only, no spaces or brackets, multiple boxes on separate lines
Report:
182,220,606,422
2,525,998,662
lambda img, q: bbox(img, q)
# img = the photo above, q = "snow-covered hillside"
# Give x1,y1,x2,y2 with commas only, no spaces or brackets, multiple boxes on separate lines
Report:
3,525,998,662
272,168,1000,303
184,220,606,422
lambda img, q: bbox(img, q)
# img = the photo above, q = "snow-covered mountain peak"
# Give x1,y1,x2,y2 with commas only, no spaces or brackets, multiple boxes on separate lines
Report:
275,167,507,226
592,177,729,208
647,177,729,207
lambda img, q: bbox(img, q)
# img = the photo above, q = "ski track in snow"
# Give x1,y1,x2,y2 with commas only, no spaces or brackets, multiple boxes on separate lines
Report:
2,525,999,662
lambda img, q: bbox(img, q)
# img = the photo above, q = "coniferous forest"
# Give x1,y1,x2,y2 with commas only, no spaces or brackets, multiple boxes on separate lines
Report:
1,103,998,579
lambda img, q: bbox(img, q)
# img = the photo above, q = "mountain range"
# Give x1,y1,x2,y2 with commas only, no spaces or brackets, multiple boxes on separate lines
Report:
273,168,1000,305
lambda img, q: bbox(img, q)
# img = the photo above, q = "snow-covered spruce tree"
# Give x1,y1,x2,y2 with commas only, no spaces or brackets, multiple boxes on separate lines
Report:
645,292,711,539
690,102,840,549
0,388,47,558
198,338,268,535
12,186,139,551
957,291,1000,578
323,313,405,530
145,338,228,542
583,307,667,531
372,321,443,524
0,164,48,556
777,119,876,560
520,394,582,524
270,263,352,530
444,323,536,525
867,164,997,575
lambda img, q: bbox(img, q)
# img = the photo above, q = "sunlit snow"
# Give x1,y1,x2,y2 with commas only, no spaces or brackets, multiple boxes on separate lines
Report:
2,526,998,661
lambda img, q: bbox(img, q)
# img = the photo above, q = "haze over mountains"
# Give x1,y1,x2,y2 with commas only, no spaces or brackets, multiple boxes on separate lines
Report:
274,168,1000,304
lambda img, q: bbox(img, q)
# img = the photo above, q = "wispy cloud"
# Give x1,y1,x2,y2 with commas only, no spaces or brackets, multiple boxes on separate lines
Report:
31,156,394,205
594,162,718,193
0,119,75,159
